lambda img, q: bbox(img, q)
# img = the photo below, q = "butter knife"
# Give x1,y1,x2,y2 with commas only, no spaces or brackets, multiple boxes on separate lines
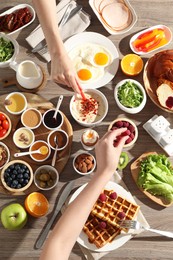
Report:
35,180,75,249
32,5,82,53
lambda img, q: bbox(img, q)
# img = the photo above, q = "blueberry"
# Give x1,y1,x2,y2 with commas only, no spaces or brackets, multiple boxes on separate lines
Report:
11,174,16,179
17,174,23,179
9,165,14,170
12,180,18,186
24,173,29,179
12,170,17,175
24,179,29,185
17,184,22,189
19,178,24,184
7,177,12,183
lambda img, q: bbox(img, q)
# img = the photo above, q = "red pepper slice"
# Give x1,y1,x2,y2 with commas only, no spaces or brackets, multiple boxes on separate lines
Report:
137,30,154,40
135,35,157,49
140,37,162,52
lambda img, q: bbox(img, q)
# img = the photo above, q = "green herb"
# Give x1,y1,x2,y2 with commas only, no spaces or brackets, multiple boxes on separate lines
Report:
117,81,143,108
0,37,14,62
137,154,173,204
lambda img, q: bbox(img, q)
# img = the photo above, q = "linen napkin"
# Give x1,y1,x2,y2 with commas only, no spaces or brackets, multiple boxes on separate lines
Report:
26,0,91,62
62,172,149,260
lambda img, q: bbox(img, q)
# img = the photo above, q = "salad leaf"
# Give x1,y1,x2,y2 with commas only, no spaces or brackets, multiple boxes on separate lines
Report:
117,81,143,108
0,37,14,62
137,154,173,204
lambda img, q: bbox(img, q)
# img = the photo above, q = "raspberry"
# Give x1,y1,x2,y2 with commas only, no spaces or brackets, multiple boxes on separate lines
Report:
123,121,129,127
125,137,132,144
128,124,135,133
110,192,117,200
111,126,117,131
121,130,130,136
117,211,126,219
99,221,107,229
115,121,123,128
130,133,135,140
99,193,107,202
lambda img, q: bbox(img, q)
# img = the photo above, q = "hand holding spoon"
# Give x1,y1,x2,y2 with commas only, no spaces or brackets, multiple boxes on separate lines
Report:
53,95,63,120
14,146,48,157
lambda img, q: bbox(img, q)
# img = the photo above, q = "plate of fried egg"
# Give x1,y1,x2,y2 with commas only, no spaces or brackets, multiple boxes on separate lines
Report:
64,32,119,89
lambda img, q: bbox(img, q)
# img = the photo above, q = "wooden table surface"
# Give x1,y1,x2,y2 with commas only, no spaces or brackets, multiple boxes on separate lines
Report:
0,1,173,259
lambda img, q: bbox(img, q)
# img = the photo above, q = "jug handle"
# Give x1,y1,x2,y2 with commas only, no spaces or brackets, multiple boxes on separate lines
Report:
9,60,19,71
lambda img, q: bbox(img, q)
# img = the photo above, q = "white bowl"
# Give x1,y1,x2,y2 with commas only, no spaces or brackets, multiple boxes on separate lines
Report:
42,109,63,130
21,108,42,129
29,140,51,162
34,165,59,191
5,92,27,115
0,4,35,36
0,142,10,169
13,127,35,149
114,79,147,114
108,118,138,148
73,152,96,175
70,89,108,127
0,33,19,68
47,129,69,151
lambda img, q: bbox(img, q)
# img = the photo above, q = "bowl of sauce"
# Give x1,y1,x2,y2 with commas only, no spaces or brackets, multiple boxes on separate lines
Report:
29,140,51,162
13,127,35,149
5,92,27,115
47,129,69,151
43,109,63,130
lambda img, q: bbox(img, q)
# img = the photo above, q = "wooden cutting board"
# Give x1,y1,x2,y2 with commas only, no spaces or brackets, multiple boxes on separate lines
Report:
131,151,172,207
0,93,73,195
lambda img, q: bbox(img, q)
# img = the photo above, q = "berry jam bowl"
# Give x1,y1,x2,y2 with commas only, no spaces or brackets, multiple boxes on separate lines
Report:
70,89,108,127
43,109,63,130
1,160,33,193
108,118,138,148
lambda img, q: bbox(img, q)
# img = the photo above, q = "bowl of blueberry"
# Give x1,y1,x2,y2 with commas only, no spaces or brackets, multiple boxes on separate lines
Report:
1,160,33,193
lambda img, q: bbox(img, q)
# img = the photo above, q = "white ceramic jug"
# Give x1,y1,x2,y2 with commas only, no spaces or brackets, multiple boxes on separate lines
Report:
10,60,43,89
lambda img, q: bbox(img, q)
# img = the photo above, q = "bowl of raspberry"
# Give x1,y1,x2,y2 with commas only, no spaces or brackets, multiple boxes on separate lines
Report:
108,118,138,147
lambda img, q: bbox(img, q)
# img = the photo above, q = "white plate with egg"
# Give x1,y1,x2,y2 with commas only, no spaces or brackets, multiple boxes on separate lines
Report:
64,32,119,89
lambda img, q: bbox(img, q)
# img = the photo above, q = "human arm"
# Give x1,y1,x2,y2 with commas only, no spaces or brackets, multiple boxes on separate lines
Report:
39,128,128,260
32,0,82,93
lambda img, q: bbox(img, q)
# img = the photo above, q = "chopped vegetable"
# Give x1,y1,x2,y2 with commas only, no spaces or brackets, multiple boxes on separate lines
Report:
137,154,173,204
117,81,143,108
0,37,14,62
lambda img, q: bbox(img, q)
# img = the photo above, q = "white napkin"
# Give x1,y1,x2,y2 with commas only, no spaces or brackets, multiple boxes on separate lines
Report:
26,0,91,62
62,172,149,260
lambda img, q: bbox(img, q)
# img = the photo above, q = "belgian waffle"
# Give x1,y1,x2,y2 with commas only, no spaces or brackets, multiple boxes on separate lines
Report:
83,213,121,248
91,189,140,230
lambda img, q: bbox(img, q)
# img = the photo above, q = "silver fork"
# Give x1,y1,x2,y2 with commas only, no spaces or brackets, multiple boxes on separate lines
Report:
119,220,173,238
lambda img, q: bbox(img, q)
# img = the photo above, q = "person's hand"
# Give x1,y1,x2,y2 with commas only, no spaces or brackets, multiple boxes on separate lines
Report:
50,47,82,94
95,129,128,176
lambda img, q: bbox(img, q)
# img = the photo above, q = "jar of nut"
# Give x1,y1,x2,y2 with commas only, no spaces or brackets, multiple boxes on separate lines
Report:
73,152,96,175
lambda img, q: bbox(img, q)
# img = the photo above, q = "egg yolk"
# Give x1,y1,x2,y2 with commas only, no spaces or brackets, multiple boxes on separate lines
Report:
94,52,109,66
77,69,92,81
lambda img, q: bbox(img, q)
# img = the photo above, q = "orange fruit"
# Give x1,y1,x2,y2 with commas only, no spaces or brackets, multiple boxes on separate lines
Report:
121,54,144,76
24,192,49,217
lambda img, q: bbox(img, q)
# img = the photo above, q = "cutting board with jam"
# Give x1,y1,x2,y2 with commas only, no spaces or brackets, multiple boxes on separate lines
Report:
0,93,73,195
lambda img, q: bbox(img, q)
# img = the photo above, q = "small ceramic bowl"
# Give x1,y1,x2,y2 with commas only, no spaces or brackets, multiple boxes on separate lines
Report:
34,165,59,191
114,79,147,114
47,129,69,151
42,109,63,130
108,118,138,148
73,152,96,175
29,140,51,162
0,142,10,169
21,108,42,129
70,89,108,127
1,160,33,193
13,127,35,149
0,111,12,140
0,33,19,68
5,92,27,115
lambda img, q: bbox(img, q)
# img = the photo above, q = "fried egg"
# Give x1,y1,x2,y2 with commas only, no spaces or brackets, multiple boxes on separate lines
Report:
68,43,113,83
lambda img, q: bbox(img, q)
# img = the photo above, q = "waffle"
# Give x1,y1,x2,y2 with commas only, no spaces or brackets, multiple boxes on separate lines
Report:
91,189,140,230
83,213,121,248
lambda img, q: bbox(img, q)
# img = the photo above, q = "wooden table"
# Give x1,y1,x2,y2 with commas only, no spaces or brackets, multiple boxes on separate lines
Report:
0,1,173,259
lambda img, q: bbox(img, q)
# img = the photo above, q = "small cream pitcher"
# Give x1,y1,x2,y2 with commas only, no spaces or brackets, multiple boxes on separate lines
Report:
10,60,43,89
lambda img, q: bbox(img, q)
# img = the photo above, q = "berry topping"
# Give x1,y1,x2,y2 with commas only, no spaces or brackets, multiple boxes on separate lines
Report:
99,193,107,202
110,192,117,200
114,121,123,128
117,211,126,219
99,221,107,229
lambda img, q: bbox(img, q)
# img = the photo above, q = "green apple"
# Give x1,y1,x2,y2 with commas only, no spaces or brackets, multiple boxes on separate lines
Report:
0,203,28,230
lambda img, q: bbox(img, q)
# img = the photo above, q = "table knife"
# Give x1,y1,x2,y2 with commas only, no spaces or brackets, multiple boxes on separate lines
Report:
32,5,82,53
35,180,75,249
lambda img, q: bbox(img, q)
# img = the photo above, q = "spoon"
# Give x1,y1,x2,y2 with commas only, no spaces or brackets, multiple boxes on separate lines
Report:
51,136,59,167
14,146,48,157
53,95,63,120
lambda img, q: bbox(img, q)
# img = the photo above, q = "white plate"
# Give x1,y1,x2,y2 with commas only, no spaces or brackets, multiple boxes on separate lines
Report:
64,32,119,89
89,0,137,35
0,4,35,35
69,181,146,252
